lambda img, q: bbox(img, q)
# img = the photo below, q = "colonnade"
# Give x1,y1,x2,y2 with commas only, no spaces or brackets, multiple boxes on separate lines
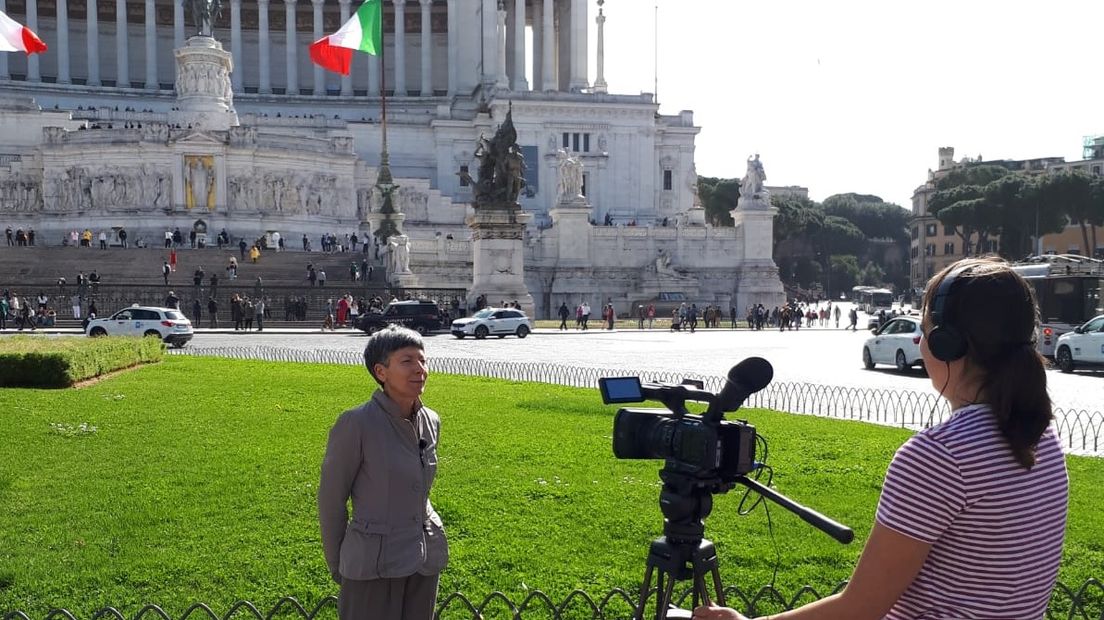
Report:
0,0,599,97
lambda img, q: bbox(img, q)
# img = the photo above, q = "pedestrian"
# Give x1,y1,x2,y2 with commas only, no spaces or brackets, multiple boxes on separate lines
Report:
98,230,107,250
243,298,255,331
308,265,317,287
162,261,171,285
164,229,173,248
581,302,591,330
118,228,128,248
254,298,265,332
191,298,202,325
207,297,219,328
189,229,197,248
194,267,205,288
848,307,858,331
637,305,645,330
70,294,81,320
170,248,178,272
164,290,179,310
4,226,12,246
250,245,260,263
558,302,570,331
695,257,1068,620
834,305,841,328
319,269,327,287
0,295,8,330
239,239,248,260
318,326,447,620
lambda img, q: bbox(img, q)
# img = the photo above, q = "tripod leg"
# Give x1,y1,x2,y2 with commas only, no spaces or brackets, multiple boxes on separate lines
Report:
636,564,655,620
658,572,678,620
709,565,726,607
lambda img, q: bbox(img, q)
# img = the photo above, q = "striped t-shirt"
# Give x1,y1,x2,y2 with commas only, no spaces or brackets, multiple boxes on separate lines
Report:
876,404,1069,619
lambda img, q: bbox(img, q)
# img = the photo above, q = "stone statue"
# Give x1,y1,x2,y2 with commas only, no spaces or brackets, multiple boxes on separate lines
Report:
188,0,222,36
556,149,584,202
394,236,410,273
472,103,523,206
740,154,766,200
187,157,210,210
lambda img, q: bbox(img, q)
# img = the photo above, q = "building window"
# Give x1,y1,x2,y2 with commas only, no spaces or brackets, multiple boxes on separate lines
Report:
459,165,470,187
663,169,672,191
943,242,955,255
1093,165,1101,176
582,173,588,197
926,224,937,236
944,225,954,236
572,133,580,152
911,246,919,259
911,226,918,240
583,133,590,153
925,244,936,257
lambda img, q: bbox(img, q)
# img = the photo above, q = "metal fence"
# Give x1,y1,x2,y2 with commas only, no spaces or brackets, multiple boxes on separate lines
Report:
4,579,1103,619
168,346,1104,454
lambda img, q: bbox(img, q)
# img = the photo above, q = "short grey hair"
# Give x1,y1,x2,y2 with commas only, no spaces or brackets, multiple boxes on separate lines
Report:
363,325,425,385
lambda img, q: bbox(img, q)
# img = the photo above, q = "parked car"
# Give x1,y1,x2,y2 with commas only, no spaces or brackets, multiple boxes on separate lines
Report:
451,307,532,339
1054,314,1104,373
862,315,923,372
85,305,193,348
356,300,444,335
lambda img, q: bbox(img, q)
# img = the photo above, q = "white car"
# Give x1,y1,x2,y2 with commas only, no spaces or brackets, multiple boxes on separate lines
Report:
862,315,924,372
451,307,532,339
1054,315,1104,373
85,305,194,348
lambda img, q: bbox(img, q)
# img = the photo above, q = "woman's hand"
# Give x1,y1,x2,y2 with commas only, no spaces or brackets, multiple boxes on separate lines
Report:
691,605,749,620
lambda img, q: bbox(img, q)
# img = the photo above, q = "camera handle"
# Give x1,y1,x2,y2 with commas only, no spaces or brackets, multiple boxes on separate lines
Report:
735,476,855,544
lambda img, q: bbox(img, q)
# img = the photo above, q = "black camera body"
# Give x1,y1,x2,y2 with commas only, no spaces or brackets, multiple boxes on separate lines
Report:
600,366,769,484
612,408,756,481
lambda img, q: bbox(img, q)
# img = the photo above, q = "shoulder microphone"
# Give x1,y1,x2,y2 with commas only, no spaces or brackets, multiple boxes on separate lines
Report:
703,357,774,423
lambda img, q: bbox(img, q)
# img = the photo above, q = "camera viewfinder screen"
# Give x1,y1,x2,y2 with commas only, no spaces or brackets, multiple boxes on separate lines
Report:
599,377,643,404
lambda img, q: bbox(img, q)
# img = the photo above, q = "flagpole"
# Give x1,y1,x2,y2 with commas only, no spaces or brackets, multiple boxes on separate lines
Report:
374,1,398,252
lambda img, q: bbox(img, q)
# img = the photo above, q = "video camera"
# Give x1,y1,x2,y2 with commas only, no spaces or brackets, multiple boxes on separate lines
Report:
599,357,773,483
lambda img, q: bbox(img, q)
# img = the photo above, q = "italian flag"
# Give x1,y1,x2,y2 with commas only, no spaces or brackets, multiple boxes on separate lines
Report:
309,0,381,76
0,9,47,55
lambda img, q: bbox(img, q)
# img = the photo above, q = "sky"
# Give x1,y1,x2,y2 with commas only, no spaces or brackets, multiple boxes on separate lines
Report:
589,0,1104,210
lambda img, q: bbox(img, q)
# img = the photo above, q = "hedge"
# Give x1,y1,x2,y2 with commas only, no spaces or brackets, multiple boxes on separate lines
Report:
0,335,164,388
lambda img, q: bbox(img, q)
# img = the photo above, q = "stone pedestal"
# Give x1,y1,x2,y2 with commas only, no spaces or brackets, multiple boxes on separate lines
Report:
549,197,592,266
731,203,785,310
686,206,706,226
467,205,534,316
171,36,239,131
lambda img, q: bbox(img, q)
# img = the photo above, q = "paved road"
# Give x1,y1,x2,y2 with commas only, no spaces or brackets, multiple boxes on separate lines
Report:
189,323,1103,415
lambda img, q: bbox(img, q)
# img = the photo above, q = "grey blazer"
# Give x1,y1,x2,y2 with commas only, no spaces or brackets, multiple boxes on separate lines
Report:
318,390,448,582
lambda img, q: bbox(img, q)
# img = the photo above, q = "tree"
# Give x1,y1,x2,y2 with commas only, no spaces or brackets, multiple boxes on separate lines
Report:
829,255,860,296
697,176,739,226
929,165,1011,255
1042,171,1103,257
859,261,886,286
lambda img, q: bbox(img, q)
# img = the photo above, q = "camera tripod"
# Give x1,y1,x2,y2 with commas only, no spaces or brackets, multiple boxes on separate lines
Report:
633,467,855,620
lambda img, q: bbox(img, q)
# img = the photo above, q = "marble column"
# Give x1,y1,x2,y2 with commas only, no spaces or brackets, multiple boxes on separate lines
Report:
512,0,527,90
480,0,494,85
56,0,71,83
419,0,431,96
531,0,542,89
230,0,243,91
26,0,40,80
446,0,456,96
593,0,607,93
85,0,100,85
339,0,353,95
173,0,183,48
0,0,7,79
285,0,298,95
392,0,407,96
144,0,157,89
115,0,128,87
312,0,324,94
541,0,553,90
258,0,271,93
568,0,587,90
495,1,507,88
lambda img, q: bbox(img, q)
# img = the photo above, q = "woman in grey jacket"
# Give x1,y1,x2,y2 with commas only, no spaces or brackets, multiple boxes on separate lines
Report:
318,325,448,620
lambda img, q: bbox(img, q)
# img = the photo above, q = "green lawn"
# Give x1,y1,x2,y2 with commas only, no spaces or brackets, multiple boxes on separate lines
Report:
0,357,1101,618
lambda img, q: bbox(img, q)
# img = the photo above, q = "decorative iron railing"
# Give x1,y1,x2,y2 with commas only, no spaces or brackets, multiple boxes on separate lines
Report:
167,346,1104,454
4,578,1103,619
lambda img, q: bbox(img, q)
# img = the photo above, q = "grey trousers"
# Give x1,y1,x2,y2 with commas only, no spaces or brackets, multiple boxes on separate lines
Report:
338,572,440,620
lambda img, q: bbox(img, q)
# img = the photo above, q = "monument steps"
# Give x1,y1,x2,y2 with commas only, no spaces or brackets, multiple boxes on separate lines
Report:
0,245,384,288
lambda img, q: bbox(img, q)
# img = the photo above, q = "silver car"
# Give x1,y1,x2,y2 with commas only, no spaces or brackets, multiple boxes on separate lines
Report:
862,316,923,372
451,308,532,339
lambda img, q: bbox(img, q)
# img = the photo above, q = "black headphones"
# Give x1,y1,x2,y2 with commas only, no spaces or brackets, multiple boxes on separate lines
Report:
926,264,973,362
